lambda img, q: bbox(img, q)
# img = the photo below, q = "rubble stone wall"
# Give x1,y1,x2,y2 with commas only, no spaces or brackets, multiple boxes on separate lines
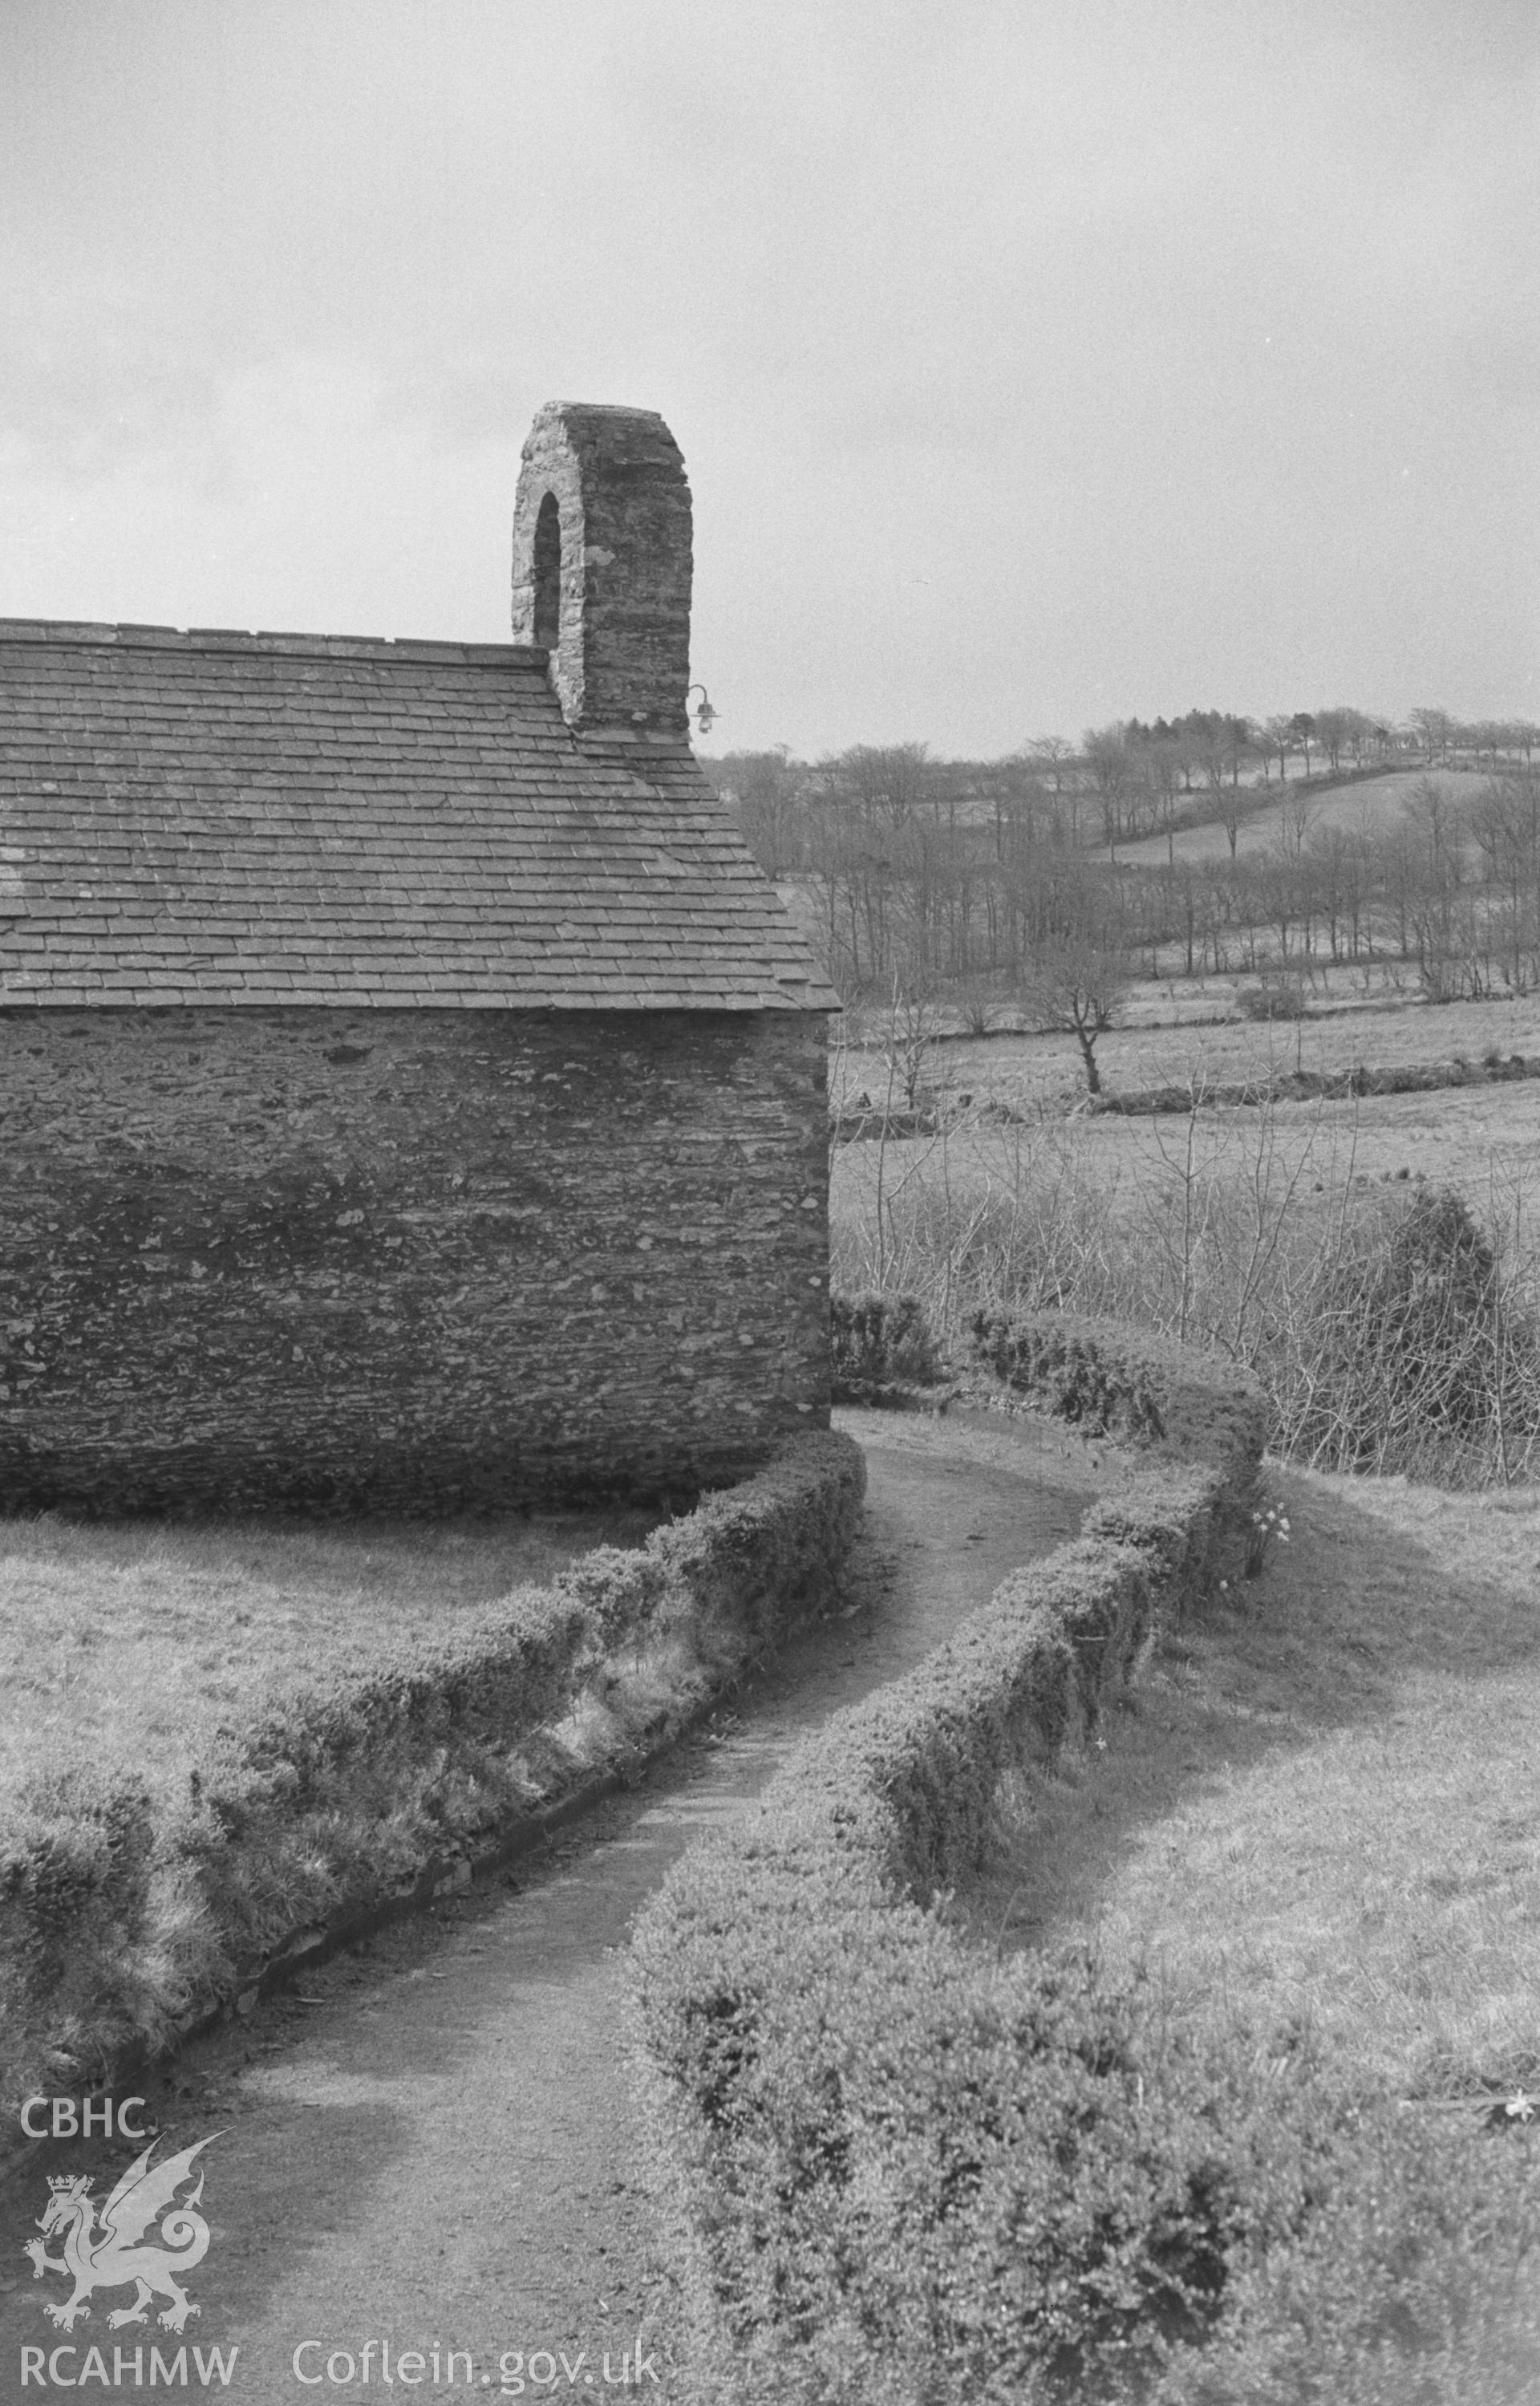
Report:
0,1005,829,1513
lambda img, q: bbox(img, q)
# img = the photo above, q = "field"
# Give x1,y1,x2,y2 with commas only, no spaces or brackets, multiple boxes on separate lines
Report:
0,1502,659,1814
831,987,1540,1498
833,1081,1540,1236
832,992,1540,1268
950,1459,1540,2107
833,989,1540,1121
1104,765,1486,868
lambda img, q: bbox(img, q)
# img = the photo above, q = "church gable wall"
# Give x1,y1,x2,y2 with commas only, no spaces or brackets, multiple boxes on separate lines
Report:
0,1005,829,1513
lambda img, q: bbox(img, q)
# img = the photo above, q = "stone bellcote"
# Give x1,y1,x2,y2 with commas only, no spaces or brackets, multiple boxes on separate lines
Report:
511,403,693,734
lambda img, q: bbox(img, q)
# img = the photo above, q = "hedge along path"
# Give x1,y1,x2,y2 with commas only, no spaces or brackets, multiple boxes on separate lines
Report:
0,1407,1117,2393
631,1316,1271,2403
0,1430,864,2127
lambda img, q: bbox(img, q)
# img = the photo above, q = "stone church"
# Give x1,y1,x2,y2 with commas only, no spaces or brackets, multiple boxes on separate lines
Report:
0,404,835,1512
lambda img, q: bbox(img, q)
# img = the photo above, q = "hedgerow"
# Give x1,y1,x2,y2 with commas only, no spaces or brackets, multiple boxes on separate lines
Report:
630,1317,1540,2400
829,1290,944,1399
1,1429,864,2119
967,1308,1266,1502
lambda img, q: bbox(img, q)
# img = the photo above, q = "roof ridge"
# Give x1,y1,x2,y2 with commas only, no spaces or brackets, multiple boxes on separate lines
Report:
0,619,549,668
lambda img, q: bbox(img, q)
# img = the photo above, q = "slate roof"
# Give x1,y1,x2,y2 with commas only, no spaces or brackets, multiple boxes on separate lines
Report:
0,621,835,1010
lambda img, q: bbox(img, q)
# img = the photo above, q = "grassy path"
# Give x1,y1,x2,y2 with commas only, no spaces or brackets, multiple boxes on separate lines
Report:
0,1410,1112,2400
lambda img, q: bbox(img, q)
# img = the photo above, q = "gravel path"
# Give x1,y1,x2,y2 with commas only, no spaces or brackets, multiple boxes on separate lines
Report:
1,1409,1111,2402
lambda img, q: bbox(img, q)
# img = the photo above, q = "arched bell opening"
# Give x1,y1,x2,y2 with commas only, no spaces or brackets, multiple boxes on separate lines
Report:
533,492,562,651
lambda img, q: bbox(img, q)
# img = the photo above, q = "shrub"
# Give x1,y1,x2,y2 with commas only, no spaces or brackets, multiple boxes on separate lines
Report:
967,1310,1266,1506
1282,1186,1537,1475
2,1430,865,2119
645,1868,1540,2402
971,1308,1165,1439
633,1324,1540,2397
830,1291,943,1397
1236,979,1307,1021
645,1930,1309,2402
0,1774,158,2072
633,1321,1270,2397
957,980,1006,1037
1150,2100,1540,2405
833,1109,1540,1487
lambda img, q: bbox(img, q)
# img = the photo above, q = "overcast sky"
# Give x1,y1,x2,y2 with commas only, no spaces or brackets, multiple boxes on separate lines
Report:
2,0,1535,757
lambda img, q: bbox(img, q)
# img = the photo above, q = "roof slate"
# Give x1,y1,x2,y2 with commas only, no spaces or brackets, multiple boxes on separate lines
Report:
0,623,835,1010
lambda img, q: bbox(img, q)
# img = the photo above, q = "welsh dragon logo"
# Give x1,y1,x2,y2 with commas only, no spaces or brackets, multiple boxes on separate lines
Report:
24,2134,220,2334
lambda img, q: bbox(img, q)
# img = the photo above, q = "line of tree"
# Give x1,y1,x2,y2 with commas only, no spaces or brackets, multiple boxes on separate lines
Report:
1130,773,1540,1000
707,737,1540,1008
712,712,1540,879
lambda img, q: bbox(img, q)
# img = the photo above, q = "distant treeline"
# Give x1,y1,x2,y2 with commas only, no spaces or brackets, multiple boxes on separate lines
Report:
704,722,1540,1001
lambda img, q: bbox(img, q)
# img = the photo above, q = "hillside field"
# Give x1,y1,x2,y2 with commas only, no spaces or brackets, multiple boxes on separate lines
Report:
829,1000,1540,1487
836,990,1540,1119
832,1081,1540,1247
1102,765,1486,868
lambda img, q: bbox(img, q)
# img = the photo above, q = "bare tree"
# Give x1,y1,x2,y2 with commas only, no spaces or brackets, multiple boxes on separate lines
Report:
1024,733,1074,791
1083,724,1133,854
1151,749,1185,863
1288,712,1318,776
1262,716,1297,783
1019,936,1133,1095
1408,708,1454,766
837,741,934,827
1313,708,1356,777
1306,823,1360,960
1023,734,1082,842
883,972,938,1110
1215,784,1248,859
707,746,804,874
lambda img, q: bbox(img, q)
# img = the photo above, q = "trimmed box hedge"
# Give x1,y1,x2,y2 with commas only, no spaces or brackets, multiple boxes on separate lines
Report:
829,1292,944,1402
2,1429,865,2120
630,1315,1539,2400
632,1321,1252,2395
967,1307,1266,1504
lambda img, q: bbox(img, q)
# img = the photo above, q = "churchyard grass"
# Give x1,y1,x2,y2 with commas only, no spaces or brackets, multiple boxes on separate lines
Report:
0,1503,659,1818
949,1461,1540,2106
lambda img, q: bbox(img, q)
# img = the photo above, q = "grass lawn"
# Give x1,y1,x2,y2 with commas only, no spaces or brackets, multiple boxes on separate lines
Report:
951,1461,1540,2105
0,1503,661,1814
